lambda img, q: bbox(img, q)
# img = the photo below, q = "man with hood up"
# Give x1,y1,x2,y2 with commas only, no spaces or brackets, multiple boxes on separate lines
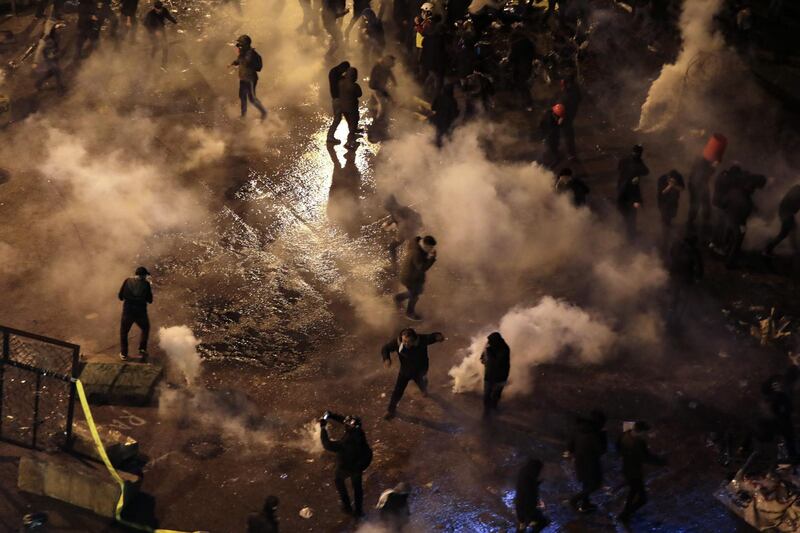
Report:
394,235,437,321
381,328,445,420
230,34,267,120
118,266,153,361
320,412,373,517
567,410,608,513
481,332,510,415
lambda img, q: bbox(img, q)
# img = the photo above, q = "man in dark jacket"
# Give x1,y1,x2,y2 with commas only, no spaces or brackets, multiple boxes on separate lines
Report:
687,156,719,241
393,235,436,321
231,35,267,120
376,481,411,532
143,0,177,66
554,167,589,207
657,170,685,251
617,145,649,240
320,412,372,517
568,411,607,513
710,164,744,252
515,458,549,532
369,55,396,124
539,104,564,169
332,67,362,150
75,0,99,59
326,61,350,145
765,184,800,256
481,332,510,415
667,234,703,325
382,194,422,268
246,495,279,533
381,328,445,419
118,266,153,361
559,75,581,159
121,0,140,40
322,0,348,54
617,421,666,523
431,84,459,147
507,29,535,108
721,173,766,268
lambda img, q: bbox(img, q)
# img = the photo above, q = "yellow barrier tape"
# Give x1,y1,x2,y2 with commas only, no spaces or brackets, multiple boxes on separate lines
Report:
75,379,203,533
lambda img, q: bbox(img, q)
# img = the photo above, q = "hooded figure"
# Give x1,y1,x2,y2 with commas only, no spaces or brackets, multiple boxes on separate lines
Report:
394,235,437,321
330,67,362,149
617,145,649,240
381,328,445,419
616,421,666,523
568,411,607,513
515,458,549,532
554,167,589,207
481,332,510,414
231,35,267,120
377,481,411,532
320,412,373,517
118,267,153,361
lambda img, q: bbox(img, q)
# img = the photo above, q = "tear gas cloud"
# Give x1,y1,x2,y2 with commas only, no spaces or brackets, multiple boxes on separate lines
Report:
449,297,617,396
158,325,202,386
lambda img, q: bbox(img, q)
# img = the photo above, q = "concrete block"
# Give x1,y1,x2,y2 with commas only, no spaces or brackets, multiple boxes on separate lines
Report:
18,453,140,519
79,360,163,406
71,421,139,466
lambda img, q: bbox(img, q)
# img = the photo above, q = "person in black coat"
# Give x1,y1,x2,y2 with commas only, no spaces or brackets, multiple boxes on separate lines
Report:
246,495,279,533
394,235,436,321
539,104,564,169
721,173,766,268
515,458,549,532
118,266,153,361
508,29,536,107
656,170,685,251
381,328,445,419
377,481,411,532
617,145,649,240
687,156,719,242
320,412,372,517
481,332,510,415
326,61,350,145
554,167,589,207
617,421,666,523
143,0,177,66
382,194,422,268
765,184,800,256
430,84,459,147
567,411,607,513
559,75,582,158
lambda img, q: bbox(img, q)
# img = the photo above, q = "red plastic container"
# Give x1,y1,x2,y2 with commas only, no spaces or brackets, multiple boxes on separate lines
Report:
703,133,728,163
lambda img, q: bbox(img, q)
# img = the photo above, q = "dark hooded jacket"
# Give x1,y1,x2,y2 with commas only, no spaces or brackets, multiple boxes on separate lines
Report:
617,431,665,481
381,332,443,375
399,237,436,289
515,459,542,524
481,333,510,383
321,423,372,476
568,416,607,490
118,277,153,314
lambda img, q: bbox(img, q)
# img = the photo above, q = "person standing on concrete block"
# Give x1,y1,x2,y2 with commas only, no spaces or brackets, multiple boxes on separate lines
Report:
118,266,153,361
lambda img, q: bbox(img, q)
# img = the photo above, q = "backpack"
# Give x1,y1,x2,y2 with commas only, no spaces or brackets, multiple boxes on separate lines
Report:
251,49,263,72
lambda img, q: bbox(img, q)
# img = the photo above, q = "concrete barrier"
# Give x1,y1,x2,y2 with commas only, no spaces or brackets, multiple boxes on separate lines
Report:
71,421,139,466
18,453,140,518
79,359,163,405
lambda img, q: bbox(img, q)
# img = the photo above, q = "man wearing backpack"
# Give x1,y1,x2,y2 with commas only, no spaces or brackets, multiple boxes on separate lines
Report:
320,412,372,518
231,35,267,120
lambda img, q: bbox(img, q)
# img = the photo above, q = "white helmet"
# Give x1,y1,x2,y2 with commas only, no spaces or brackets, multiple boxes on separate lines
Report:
421,2,434,13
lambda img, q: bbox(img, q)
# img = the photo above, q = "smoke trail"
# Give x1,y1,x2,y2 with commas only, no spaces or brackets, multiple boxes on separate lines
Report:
158,325,202,386
449,297,617,396
637,0,724,132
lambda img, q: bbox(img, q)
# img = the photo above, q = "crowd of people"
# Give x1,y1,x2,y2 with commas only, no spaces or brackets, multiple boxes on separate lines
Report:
8,0,798,531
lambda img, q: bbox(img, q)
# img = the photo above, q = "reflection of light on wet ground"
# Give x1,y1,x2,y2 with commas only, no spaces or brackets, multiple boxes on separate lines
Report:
502,489,516,510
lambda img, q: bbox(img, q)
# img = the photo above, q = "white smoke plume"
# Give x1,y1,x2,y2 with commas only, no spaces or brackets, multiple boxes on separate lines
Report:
291,419,324,455
637,0,725,132
158,325,202,387
449,297,617,396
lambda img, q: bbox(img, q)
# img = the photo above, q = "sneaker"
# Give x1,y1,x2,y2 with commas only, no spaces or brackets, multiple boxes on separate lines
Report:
405,312,422,322
119,353,129,361
383,411,395,420
326,137,340,145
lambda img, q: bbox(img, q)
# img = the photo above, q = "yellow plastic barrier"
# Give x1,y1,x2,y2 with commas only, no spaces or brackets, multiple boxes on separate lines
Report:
75,379,205,533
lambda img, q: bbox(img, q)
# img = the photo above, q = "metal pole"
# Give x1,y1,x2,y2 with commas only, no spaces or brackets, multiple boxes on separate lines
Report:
64,346,79,449
32,373,41,449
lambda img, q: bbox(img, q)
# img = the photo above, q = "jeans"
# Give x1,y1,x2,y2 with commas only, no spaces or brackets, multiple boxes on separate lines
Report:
120,311,149,356
394,285,422,315
387,371,427,413
239,80,267,118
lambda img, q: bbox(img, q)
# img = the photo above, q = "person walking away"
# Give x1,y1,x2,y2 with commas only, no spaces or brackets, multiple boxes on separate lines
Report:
515,458,550,532
430,84,459,147
617,421,666,524
394,235,437,320
567,411,607,513
121,0,139,40
381,328,445,420
376,482,411,532
560,75,581,159
75,0,99,60
481,332,510,416
382,194,422,269
765,184,800,257
337,67,362,149
118,266,153,361
247,495,279,533
554,167,589,207
320,412,372,517
326,61,351,145
344,0,371,39
143,0,177,67
667,234,703,327
539,103,564,169
231,35,267,120
321,0,348,55
617,144,649,241
687,133,727,242
33,22,65,93
507,27,535,108
97,0,120,47
369,55,396,125
656,170,685,252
